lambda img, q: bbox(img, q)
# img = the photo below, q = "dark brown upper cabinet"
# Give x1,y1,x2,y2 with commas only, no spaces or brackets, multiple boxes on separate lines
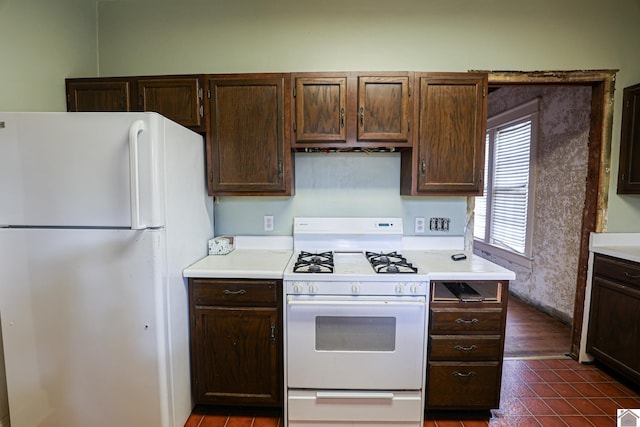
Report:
401,72,487,196
66,78,134,112
617,82,640,194
291,72,412,149
293,75,347,144
206,74,292,196
137,76,205,131
66,75,205,131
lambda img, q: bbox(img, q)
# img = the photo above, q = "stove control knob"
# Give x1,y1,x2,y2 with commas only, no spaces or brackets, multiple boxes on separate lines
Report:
395,284,405,294
410,283,420,294
293,283,304,294
308,283,318,294
351,283,361,294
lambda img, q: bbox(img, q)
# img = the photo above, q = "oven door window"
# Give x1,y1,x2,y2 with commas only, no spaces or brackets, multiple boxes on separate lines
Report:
316,316,396,351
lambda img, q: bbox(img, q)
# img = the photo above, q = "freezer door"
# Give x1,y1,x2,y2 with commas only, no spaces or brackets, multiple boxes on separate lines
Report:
0,228,189,427
0,112,201,228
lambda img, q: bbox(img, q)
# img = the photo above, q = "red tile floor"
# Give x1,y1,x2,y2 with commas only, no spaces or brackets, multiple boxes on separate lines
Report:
186,357,640,426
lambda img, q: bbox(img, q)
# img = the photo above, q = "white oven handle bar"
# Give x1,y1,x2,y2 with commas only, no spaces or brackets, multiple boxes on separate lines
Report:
315,391,395,400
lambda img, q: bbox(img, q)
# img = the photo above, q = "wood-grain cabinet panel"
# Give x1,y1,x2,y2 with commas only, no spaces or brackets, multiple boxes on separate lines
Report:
587,254,640,386
207,74,292,196
401,73,487,196
426,281,508,412
291,72,412,148
617,82,640,194
189,279,283,408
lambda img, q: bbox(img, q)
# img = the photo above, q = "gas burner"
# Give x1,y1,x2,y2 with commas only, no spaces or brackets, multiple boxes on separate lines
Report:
293,251,334,273
366,251,418,274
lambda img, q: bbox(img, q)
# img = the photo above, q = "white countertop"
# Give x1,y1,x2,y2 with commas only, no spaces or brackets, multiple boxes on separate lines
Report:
589,232,640,264
407,250,516,281
184,247,515,281
184,249,293,279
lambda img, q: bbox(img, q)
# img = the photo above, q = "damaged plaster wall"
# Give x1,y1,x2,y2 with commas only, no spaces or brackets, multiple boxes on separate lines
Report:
475,85,592,323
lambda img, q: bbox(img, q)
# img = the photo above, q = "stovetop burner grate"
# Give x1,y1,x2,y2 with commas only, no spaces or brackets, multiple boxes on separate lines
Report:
366,251,418,274
293,251,335,273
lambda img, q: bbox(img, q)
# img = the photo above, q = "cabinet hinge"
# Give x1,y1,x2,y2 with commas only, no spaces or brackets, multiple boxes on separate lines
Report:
198,88,203,99
207,89,211,99
482,86,486,98
199,105,204,117
293,87,296,98
293,121,297,132
278,160,283,178
408,86,412,97
408,120,411,132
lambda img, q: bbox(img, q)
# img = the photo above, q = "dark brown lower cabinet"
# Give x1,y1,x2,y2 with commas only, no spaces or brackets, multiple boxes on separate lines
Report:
189,278,283,407
587,254,640,386
426,281,508,411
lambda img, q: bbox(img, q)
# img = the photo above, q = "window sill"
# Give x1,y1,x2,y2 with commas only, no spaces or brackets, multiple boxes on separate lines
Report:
473,240,533,269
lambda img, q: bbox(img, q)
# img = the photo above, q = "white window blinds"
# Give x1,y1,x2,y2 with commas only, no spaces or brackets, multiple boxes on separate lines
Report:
474,98,538,259
491,119,532,254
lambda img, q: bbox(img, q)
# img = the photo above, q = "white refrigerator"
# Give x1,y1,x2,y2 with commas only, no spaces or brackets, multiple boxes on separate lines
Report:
0,112,213,427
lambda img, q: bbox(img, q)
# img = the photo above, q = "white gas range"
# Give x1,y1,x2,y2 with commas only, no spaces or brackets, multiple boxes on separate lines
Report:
283,217,429,427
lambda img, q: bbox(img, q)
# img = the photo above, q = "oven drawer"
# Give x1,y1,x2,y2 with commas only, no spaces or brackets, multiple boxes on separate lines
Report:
191,279,278,305
288,389,422,425
430,308,502,334
426,361,501,409
429,335,502,360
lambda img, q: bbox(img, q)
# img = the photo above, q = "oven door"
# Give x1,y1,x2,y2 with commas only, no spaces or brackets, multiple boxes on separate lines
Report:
286,295,426,390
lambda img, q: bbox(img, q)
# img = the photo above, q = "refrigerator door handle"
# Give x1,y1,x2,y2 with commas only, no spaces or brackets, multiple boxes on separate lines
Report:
129,120,146,230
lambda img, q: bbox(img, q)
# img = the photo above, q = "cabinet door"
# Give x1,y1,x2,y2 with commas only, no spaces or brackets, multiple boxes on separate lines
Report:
587,276,640,384
137,76,204,130
617,83,640,194
66,79,133,112
411,73,487,195
357,76,410,142
192,305,281,406
294,76,347,143
207,75,291,195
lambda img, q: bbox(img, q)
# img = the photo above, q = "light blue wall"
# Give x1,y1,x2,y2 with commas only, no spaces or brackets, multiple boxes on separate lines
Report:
214,153,466,236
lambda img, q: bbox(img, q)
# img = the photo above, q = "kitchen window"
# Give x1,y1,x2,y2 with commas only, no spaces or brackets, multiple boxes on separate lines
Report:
474,98,539,266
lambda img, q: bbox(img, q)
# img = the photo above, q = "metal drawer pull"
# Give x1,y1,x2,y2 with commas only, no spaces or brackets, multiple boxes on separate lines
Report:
454,345,478,351
453,371,476,377
270,322,276,343
624,272,640,279
223,289,246,295
455,318,479,324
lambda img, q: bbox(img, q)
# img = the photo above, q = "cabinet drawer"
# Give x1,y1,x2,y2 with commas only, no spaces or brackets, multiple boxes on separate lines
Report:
594,254,640,288
191,279,278,306
429,335,502,360
426,362,501,409
430,308,503,334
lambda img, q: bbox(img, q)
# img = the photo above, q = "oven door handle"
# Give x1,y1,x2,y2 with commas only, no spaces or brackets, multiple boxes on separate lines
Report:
316,391,395,400
287,298,425,307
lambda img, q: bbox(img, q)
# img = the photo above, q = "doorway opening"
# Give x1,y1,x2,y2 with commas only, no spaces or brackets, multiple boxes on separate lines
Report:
469,70,617,359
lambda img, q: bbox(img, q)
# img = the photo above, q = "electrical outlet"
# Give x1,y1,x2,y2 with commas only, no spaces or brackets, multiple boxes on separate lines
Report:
264,215,274,232
414,217,425,233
